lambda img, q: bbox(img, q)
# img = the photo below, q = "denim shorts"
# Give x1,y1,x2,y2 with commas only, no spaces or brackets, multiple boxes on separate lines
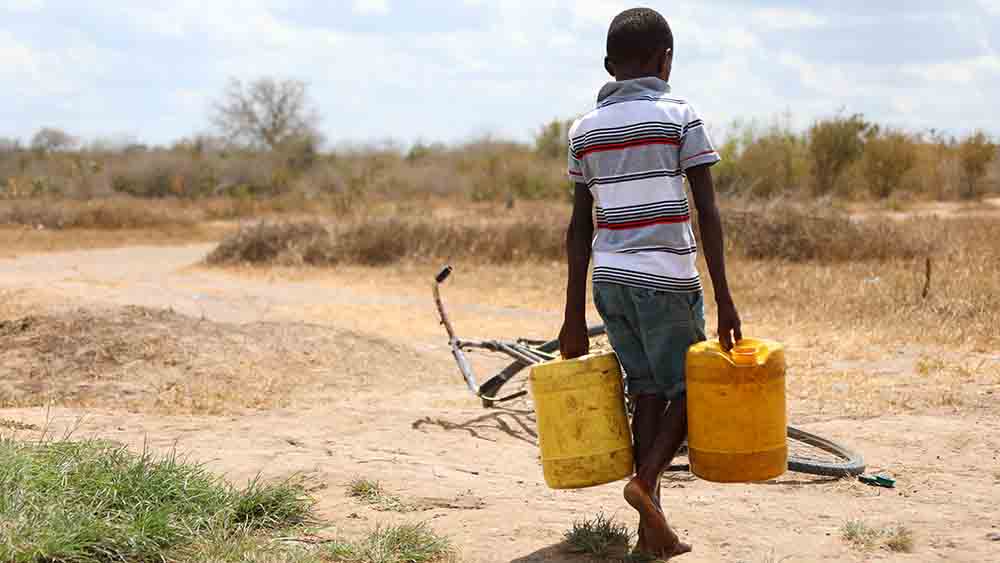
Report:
593,283,707,401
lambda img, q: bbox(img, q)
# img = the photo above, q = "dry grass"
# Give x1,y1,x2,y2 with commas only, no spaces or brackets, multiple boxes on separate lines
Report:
0,306,409,414
206,221,337,266
883,525,915,553
841,519,882,550
722,200,935,261
0,196,340,231
206,213,565,267
206,199,944,268
346,478,412,512
0,224,228,256
0,198,198,230
841,520,914,553
327,522,454,563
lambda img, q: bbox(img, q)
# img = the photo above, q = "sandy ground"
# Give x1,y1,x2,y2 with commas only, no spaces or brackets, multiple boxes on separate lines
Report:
1,244,999,562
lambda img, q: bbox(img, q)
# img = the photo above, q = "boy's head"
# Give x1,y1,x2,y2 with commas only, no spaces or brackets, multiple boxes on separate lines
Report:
604,7,674,82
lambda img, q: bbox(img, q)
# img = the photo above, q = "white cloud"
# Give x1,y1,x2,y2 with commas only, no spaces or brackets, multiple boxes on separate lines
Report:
1,0,999,144
979,0,1000,15
352,0,389,16
3,0,44,13
751,7,826,31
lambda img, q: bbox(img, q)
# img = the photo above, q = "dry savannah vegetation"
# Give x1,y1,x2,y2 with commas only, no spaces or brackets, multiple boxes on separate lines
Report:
2,77,1000,562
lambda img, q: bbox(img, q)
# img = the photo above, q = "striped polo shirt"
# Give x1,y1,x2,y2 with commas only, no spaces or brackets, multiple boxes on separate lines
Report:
567,77,720,293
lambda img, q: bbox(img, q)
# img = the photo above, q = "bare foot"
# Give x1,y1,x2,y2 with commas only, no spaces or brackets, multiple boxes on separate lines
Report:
666,541,693,559
624,478,677,555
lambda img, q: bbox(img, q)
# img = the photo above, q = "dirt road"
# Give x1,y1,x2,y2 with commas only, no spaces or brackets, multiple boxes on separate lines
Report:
2,245,998,562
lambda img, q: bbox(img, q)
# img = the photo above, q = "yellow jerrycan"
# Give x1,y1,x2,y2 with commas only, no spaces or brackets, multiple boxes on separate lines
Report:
685,338,787,482
530,352,634,489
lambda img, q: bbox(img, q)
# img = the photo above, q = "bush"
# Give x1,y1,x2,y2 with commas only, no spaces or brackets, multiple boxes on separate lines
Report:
808,113,871,195
957,131,997,199
534,118,573,160
722,200,934,261
206,221,337,266
862,128,918,199
720,118,807,198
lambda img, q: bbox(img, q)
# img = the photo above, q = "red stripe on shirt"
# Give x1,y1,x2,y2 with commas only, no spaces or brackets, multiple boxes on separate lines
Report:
578,137,680,158
568,169,583,177
596,215,691,230
681,149,717,163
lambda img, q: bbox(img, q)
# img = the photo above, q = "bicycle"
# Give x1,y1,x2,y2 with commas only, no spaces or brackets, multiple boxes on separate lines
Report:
433,265,865,478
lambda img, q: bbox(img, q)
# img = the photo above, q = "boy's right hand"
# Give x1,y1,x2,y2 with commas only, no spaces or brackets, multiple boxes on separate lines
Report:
559,319,590,359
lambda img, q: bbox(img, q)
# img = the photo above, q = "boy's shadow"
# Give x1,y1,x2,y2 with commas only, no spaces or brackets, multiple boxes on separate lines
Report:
509,542,631,563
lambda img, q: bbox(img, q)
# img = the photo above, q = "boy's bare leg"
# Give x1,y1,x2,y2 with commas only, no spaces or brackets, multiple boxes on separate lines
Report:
630,394,666,554
625,399,692,558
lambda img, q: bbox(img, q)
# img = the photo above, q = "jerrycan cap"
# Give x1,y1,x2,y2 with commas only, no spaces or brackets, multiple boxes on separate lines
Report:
730,344,759,366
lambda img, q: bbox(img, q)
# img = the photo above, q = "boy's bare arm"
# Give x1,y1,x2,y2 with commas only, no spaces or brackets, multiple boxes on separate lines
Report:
559,182,595,359
687,164,742,351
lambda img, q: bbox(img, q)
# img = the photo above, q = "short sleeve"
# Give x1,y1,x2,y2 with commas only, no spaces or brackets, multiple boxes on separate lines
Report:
567,122,585,183
679,106,721,171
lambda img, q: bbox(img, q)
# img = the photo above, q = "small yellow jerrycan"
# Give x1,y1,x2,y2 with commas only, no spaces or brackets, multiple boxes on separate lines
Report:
686,338,787,483
529,352,634,489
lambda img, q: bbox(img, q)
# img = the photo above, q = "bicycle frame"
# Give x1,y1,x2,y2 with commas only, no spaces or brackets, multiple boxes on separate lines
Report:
433,265,557,405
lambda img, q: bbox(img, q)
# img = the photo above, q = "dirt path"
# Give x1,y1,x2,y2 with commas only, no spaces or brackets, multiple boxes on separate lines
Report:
2,245,999,562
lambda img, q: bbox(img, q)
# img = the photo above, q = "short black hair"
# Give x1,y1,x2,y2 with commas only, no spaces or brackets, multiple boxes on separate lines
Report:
606,7,673,66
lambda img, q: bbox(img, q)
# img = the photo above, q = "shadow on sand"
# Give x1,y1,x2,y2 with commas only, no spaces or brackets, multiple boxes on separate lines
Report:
411,408,538,446
509,542,631,563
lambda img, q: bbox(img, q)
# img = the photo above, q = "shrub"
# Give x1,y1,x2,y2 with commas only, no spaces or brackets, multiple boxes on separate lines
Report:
957,130,997,199
535,118,573,160
721,200,934,261
862,128,918,199
808,113,871,195
725,118,807,198
205,222,337,266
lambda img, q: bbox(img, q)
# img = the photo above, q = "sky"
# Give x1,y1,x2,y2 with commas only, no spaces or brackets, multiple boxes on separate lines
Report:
2,0,999,147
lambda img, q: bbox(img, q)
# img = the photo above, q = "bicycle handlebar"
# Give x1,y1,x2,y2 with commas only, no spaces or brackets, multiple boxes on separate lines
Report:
435,265,453,284
433,264,479,393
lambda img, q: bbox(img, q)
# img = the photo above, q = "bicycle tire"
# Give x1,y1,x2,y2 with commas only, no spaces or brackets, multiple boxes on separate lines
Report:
786,426,865,477
666,426,865,478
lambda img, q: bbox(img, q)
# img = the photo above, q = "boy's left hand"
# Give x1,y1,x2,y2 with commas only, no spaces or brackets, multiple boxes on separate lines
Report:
717,298,742,351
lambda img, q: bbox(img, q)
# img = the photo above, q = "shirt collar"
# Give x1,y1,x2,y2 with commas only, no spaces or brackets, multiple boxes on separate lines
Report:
596,77,671,107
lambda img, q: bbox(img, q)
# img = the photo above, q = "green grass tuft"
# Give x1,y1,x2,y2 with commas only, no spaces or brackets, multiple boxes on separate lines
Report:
564,513,633,558
347,478,411,512
0,436,314,562
327,522,453,563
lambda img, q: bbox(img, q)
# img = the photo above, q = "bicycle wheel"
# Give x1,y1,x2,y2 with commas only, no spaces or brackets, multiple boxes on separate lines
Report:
665,426,865,478
479,325,608,407
786,426,865,477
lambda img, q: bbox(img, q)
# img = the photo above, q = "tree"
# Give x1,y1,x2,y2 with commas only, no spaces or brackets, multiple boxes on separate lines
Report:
862,128,917,199
0,137,21,152
808,113,870,194
211,77,323,151
957,131,997,199
30,127,78,153
535,119,573,160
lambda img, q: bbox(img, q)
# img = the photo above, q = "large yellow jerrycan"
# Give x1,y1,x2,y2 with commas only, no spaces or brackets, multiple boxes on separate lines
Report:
530,352,634,489
686,338,787,483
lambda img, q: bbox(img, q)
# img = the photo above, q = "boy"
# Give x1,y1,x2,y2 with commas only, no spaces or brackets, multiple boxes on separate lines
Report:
558,7,742,559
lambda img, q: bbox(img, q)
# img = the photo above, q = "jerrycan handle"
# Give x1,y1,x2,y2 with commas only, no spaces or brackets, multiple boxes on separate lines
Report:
730,344,759,366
